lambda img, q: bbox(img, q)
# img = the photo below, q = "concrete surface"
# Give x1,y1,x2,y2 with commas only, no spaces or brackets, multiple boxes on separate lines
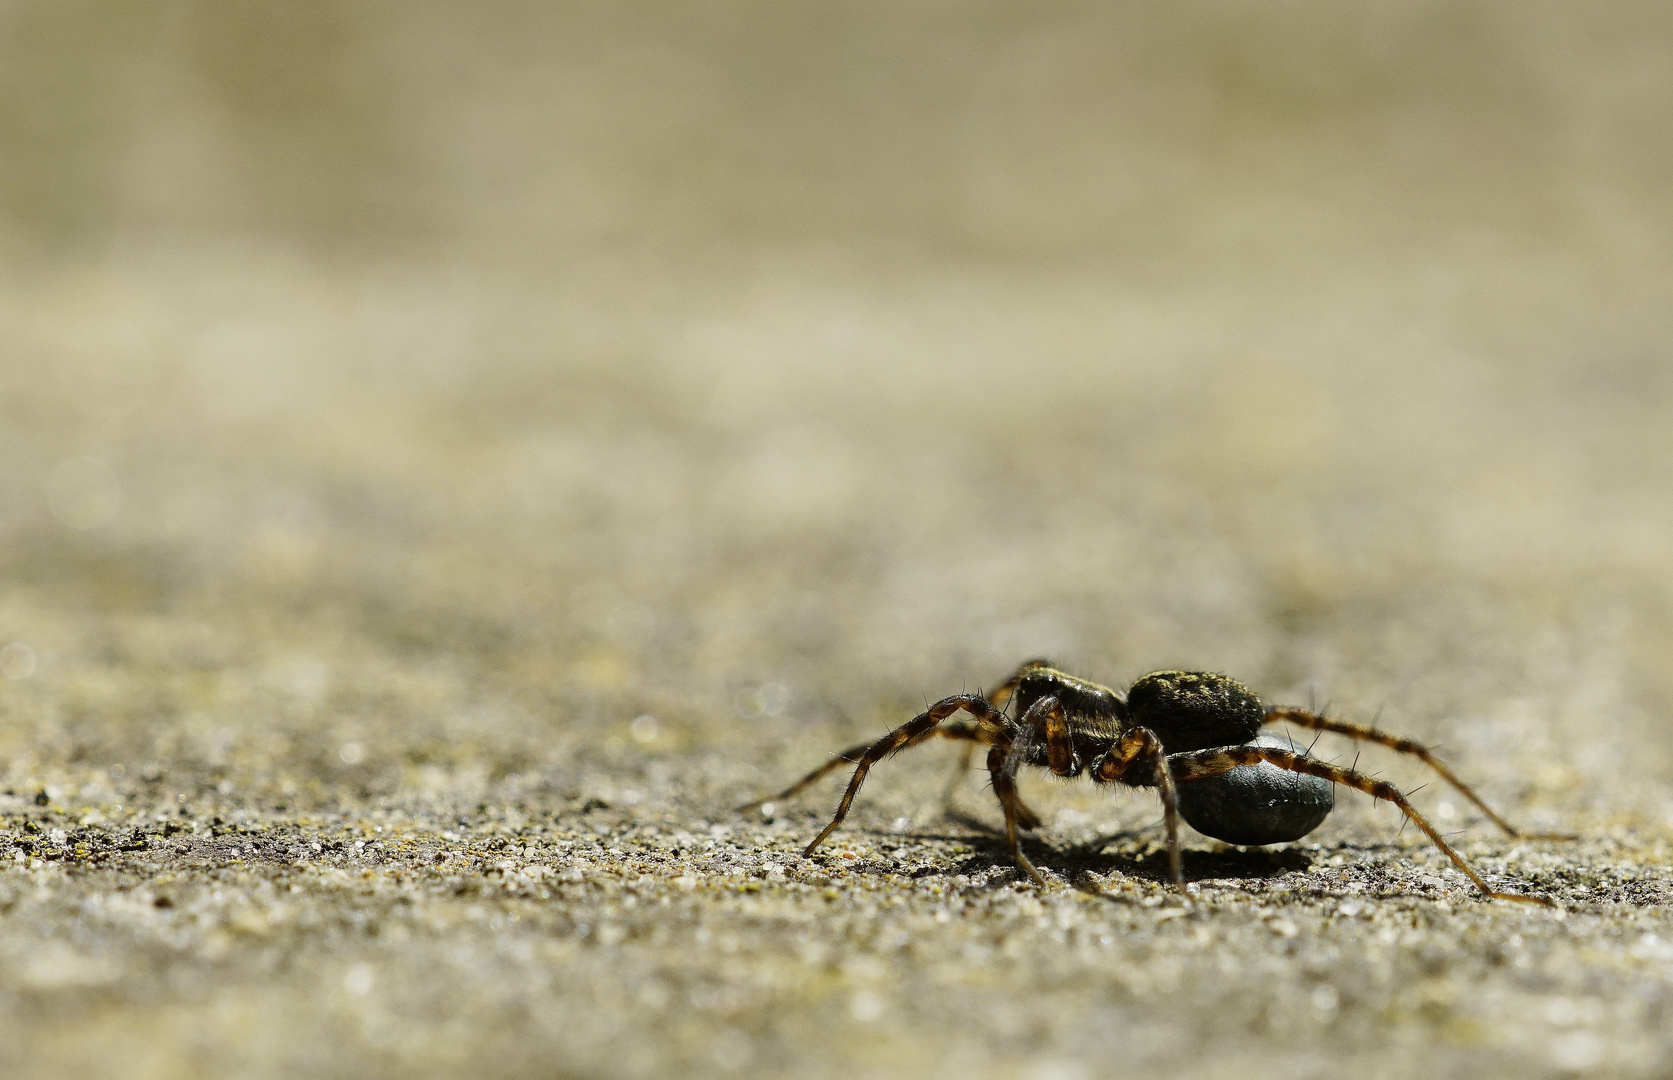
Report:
3,4,1673,1079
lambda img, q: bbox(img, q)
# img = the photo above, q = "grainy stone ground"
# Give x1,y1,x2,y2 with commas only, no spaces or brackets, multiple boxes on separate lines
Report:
4,5,1673,1079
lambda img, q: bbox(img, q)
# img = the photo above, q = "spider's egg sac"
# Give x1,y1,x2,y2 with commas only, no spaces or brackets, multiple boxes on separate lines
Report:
1174,733,1334,845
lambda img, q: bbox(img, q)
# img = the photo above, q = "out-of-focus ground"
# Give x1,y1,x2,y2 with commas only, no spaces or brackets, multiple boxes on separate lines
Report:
3,3,1673,1078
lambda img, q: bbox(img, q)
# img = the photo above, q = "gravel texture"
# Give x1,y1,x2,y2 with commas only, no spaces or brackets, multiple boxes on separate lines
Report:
4,4,1673,1079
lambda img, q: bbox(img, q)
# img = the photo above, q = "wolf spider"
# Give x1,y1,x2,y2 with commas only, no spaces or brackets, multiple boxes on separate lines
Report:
742,660,1561,905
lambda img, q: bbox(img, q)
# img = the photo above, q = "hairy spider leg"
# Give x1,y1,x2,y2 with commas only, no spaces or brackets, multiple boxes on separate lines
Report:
738,721,993,814
938,659,1060,825
938,742,1045,830
1016,694,1078,776
798,694,1013,857
940,658,1054,803
1168,744,1553,905
1264,708,1574,840
1093,728,1187,896
943,658,1084,822
988,743,1045,885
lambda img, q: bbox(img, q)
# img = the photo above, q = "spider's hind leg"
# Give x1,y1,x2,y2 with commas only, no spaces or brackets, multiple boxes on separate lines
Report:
1264,708,1573,840
1169,743,1553,905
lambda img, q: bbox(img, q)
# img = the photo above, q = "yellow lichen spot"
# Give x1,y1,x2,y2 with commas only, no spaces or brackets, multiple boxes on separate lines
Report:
573,646,630,691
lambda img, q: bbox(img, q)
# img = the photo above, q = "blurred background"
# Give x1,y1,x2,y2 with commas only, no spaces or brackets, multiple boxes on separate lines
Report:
3,0,1673,812
7,4,1673,1079
4,0,1673,848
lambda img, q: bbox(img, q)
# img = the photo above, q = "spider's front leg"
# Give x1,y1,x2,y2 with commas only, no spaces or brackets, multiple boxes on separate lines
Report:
1017,694,1078,776
988,742,1046,886
796,694,1011,857
975,694,1081,886
740,720,989,815
938,660,1061,828
943,740,1045,830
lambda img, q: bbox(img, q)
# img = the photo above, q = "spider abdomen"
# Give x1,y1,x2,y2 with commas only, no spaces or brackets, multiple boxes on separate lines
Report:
1126,670,1265,753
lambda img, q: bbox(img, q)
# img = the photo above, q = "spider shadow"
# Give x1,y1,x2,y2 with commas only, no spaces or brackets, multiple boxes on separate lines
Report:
882,810,1317,893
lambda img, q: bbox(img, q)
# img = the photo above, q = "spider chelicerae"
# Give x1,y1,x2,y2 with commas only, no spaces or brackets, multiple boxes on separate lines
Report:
742,660,1563,905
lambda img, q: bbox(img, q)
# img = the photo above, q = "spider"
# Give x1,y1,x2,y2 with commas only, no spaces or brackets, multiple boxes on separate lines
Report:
741,660,1560,905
